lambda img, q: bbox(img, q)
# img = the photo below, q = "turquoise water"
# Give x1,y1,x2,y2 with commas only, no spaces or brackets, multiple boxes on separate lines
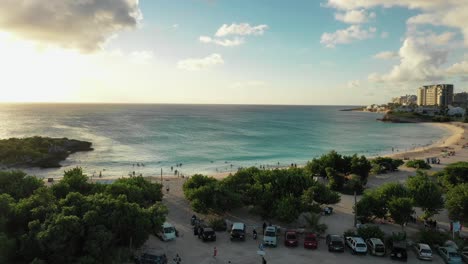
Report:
0,104,450,178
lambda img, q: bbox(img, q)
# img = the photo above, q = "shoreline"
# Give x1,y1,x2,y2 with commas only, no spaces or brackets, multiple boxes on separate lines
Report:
21,122,464,184
82,122,466,183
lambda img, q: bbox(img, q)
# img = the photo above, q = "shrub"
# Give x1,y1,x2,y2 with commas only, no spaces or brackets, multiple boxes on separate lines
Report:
406,160,431,170
207,216,227,231
343,229,357,238
371,157,404,174
342,175,364,195
357,226,385,241
418,230,449,247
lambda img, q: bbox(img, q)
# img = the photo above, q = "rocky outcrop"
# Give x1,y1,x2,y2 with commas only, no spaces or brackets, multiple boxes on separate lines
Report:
0,137,93,168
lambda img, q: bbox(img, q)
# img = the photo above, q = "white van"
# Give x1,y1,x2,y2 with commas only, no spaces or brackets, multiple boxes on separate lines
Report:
263,226,278,247
159,222,176,241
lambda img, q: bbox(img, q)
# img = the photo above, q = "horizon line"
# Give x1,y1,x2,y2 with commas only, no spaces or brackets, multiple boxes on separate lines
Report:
0,101,366,107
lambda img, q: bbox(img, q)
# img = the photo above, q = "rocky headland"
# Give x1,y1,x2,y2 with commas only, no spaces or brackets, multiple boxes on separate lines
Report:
0,136,93,168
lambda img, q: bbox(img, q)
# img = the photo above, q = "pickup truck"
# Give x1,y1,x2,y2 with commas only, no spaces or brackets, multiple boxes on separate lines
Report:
345,236,368,255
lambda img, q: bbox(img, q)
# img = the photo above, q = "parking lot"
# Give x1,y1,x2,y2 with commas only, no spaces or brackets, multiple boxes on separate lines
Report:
139,178,448,264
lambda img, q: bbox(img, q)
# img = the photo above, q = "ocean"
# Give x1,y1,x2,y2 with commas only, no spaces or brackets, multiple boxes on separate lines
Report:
0,104,450,178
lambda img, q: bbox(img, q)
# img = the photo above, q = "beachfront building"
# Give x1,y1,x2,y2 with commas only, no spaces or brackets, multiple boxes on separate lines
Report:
453,92,468,106
392,95,417,105
417,84,454,106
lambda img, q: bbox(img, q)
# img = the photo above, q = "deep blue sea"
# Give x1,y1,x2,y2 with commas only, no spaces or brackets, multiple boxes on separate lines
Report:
0,104,450,178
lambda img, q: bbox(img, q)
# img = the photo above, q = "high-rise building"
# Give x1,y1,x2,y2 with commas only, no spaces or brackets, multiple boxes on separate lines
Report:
453,92,468,105
417,84,454,106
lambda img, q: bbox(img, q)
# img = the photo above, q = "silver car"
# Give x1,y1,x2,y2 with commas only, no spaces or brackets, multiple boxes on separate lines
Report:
413,243,433,261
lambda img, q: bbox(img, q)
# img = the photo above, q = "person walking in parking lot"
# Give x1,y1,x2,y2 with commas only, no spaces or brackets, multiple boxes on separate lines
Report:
213,247,217,258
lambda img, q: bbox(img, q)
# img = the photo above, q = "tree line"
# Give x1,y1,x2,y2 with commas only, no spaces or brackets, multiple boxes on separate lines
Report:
0,168,167,264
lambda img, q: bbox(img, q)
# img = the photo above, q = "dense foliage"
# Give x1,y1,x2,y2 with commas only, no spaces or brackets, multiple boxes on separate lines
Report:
406,160,431,170
183,167,340,223
406,171,444,219
418,230,450,247
356,182,414,228
370,157,404,174
305,151,372,194
445,183,468,223
435,162,468,189
0,137,92,168
0,168,167,264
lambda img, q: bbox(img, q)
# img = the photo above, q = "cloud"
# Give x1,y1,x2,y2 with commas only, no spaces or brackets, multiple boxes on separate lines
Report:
321,25,376,47
199,36,245,47
215,23,268,37
368,37,447,82
0,0,142,52
347,80,361,88
177,53,224,71
446,60,468,76
381,32,389,38
373,51,398,60
334,9,376,24
325,0,468,46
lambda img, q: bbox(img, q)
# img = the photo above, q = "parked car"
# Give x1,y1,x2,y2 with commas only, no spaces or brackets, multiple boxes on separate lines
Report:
389,241,407,262
263,226,278,247
438,246,463,264
345,236,367,255
366,238,385,256
413,243,433,261
199,227,216,242
230,222,246,241
284,230,298,247
134,252,168,264
460,247,468,263
304,233,318,249
326,234,345,252
158,222,176,241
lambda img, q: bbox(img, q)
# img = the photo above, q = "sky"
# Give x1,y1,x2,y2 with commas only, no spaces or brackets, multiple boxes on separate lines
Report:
0,0,467,105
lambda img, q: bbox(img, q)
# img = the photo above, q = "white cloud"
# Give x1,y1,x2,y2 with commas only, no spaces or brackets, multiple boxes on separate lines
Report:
368,37,447,82
373,51,398,60
347,80,361,88
177,53,224,71
320,25,376,48
172,24,179,29
199,36,245,47
0,0,142,52
446,60,468,76
334,9,376,24
325,0,468,46
215,23,268,37
381,32,389,38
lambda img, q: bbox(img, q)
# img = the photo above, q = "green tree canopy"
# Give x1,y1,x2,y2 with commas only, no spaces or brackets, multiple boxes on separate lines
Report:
0,170,43,200
388,197,414,229
445,183,468,222
406,172,444,219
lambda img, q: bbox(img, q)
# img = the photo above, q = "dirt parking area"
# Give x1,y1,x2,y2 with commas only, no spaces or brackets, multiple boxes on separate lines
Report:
140,178,447,264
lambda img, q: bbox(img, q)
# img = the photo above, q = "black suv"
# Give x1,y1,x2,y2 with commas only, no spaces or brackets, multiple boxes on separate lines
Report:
199,227,216,242
389,241,407,261
326,234,345,252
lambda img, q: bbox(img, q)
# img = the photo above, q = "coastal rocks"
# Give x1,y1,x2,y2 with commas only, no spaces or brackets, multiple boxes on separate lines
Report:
0,137,93,169
378,112,422,123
